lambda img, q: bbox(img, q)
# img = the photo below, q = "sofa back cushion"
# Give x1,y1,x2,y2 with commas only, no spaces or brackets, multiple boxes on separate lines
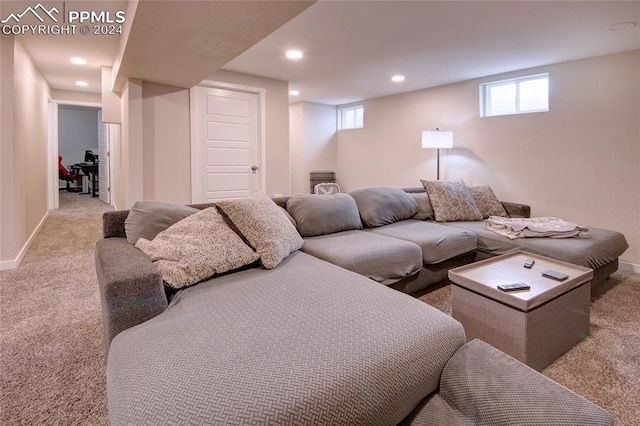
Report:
410,192,435,220
125,200,199,244
349,186,419,228
286,194,363,237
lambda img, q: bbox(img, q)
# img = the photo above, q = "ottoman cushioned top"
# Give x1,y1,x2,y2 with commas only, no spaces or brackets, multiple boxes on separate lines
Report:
368,220,478,264
302,230,422,285
444,221,628,270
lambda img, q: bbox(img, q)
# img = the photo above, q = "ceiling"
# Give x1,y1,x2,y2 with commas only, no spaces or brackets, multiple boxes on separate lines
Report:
223,0,640,105
6,1,640,103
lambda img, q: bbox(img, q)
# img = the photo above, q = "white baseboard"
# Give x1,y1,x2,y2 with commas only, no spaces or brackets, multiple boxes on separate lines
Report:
0,212,49,271
619,260,640,274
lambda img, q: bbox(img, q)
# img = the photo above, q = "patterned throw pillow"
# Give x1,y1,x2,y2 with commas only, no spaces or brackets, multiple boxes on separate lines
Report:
421,180,483,222
135,207,259,289
216,191,303,269
469,185,508,218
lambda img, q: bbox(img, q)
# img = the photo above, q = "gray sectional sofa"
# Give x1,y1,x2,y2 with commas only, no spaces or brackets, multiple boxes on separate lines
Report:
96,185,627,425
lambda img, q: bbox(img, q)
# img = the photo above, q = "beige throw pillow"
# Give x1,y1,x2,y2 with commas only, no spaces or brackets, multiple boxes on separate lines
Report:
469,185,508,218
216,191,303,269
135,207,259,289
421,180,483,222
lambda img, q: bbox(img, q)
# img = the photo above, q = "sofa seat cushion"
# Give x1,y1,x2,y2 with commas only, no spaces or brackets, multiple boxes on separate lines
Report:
444,221,628,270
368,220,477,265
107,251,465,425
302,230,423,285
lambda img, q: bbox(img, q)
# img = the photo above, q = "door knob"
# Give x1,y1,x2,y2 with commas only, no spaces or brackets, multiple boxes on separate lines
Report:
251,165,258,173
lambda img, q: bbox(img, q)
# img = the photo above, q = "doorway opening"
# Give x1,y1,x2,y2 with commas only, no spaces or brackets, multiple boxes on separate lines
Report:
50,100,112,210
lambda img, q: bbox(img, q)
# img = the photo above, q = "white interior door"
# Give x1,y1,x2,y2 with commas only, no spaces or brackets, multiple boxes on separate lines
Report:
97,110,110,204
191,85,262,203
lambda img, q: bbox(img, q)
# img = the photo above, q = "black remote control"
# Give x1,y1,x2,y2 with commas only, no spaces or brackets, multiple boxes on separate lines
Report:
524,259,535,268
497,283,531,292
542,270,569,281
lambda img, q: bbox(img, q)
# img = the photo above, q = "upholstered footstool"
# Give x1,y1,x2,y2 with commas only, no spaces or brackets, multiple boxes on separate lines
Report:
448,251,593,371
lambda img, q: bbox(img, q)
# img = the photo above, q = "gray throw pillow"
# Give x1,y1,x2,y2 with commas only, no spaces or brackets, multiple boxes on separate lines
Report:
349,186,419,228
125,200,199,244
286,193,363,237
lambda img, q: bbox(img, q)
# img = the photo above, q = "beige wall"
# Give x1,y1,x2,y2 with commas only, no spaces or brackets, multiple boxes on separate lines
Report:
141,82,191,204
289,102,338,195
51,89,101,104
0,39,50,267
337,51,640,266
116,79,144,209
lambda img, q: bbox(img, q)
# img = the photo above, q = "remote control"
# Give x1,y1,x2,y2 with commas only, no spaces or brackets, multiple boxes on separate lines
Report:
542,270,569,281
497,283,531,292
524,259,535,268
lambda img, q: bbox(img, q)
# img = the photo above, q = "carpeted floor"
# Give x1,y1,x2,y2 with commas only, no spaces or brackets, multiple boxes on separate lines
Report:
0,192,112,425
417,272,640,425
0,192,638,424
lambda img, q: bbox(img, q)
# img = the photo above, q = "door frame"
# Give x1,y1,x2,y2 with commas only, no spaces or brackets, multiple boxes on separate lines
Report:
48,99,107,210
189,80,266,203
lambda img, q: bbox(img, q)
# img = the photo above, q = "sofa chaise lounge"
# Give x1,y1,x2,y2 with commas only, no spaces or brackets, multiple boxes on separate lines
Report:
97,185,626,424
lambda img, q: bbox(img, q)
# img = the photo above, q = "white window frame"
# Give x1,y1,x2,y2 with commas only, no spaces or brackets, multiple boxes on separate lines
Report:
480,73,549,117
337,104,364,130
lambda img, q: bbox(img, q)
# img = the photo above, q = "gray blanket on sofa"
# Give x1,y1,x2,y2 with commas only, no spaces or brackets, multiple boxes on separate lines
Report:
107,251,465,425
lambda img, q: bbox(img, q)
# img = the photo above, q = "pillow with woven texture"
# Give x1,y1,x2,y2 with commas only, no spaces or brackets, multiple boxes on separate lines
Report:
216,191,303,269
410,192,435,221
421,180,483,222
348,186,418,228
469,185,508,218
135,207,259,289
125,200,198,244
286,193,363,237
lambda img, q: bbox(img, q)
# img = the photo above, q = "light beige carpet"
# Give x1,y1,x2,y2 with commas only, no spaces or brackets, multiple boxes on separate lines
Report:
417,272,640,425
1,192,638,424
0,192,112,425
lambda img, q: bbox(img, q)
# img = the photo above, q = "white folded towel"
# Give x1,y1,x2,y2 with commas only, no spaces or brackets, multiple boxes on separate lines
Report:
486,216,590,240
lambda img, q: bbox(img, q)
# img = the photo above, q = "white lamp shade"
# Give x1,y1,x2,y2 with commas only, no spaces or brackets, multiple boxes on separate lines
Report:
422,130,453,149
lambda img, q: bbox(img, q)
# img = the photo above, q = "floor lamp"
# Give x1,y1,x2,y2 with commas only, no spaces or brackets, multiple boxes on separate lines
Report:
421,129,453,180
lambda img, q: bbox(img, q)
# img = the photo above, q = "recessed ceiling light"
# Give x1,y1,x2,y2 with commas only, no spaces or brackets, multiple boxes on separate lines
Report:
607,21,637,31
391,75,405,83
286,50,303,60
70,57,87,65
75,81,89,87
289,90,300,96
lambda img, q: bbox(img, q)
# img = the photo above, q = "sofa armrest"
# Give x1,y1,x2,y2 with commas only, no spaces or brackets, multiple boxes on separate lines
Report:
95,238,167,352
501,201,530,218
405,339,612,425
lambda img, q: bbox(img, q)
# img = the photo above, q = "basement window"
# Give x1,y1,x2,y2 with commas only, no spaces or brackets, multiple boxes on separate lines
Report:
338,105,364,130
480,73,549,117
